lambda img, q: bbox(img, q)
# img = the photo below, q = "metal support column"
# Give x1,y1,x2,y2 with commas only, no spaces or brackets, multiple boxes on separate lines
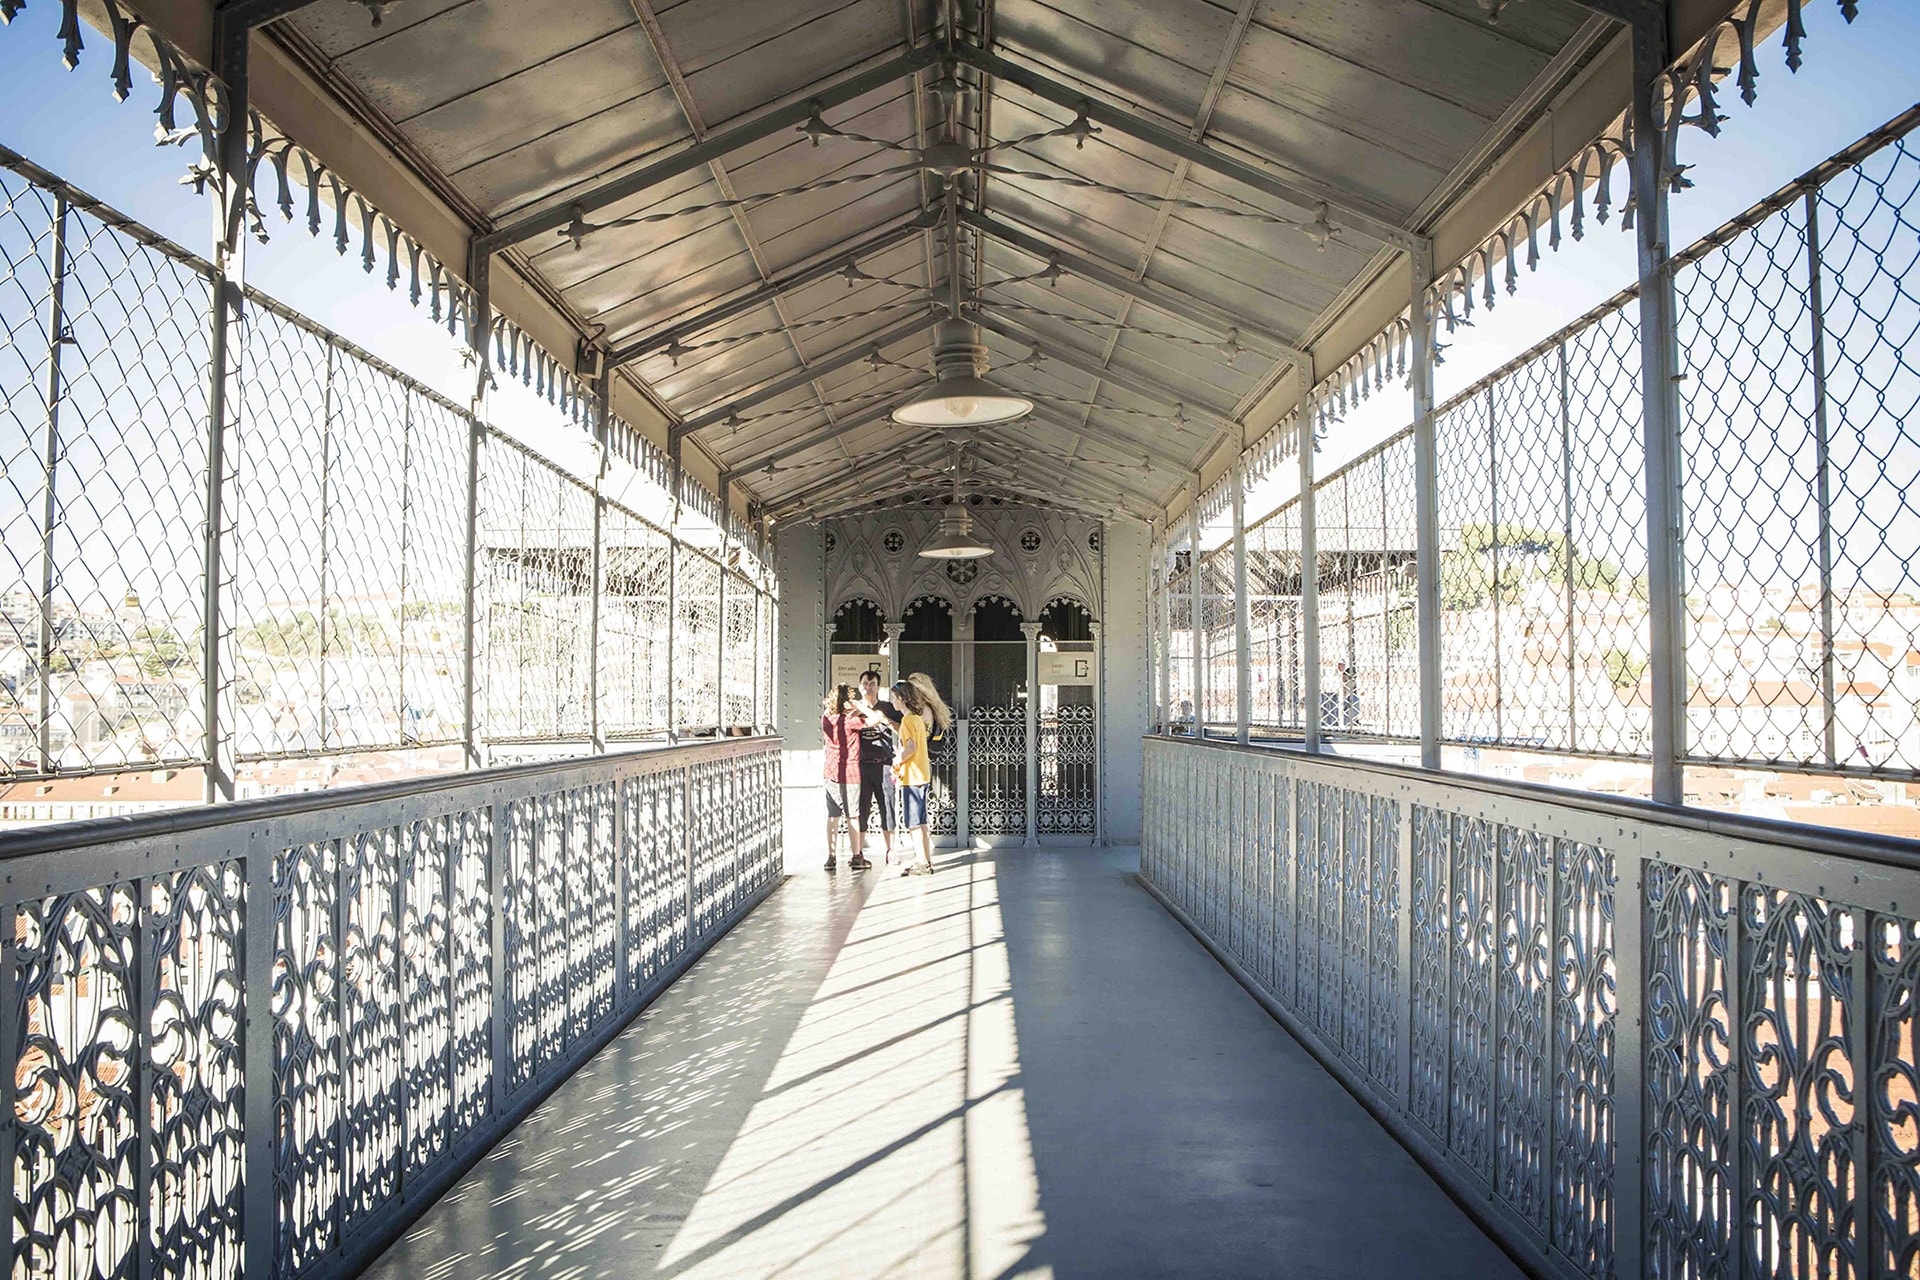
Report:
461,239,491,768
1154,523,1171,735
207,12,259,1273
1806,190,1840,768
666,437,681,740
35,196,67,778
1089,618,1105,846
202,25,250,806
1232,463,1250,744
1299,385,1321,754
1409,247,1441,769
589,366,610,753
1628,11,1686,806
1187,483,1203,736
1021,621,1042,846
716,480,731,731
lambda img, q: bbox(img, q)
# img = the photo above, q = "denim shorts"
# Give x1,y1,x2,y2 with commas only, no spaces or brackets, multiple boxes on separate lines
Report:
897,783,928,829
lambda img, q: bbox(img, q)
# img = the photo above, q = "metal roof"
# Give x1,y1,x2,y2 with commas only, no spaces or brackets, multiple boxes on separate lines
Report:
277,0,1613,522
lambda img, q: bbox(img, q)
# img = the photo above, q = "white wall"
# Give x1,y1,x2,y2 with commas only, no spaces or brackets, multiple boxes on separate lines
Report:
1101,519,1151,844
776,522,827,869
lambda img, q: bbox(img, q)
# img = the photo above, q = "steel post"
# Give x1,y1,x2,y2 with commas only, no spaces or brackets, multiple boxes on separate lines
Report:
1299,390,1321,754
1187,484,1202,737
1409,248,1441,769
1232,463,1251,744
1806,190,1840,768
35,196,67,777
1090,617,1105,846
716,482,731,731
666,439,681,739
1628,13,1686,805
461,237,490,769
1021,621,1043,846
589,367,610,753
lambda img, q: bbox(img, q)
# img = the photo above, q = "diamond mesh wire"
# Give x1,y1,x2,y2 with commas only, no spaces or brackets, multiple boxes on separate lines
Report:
673,548,722,732
599,500,672,738
0,174,57,773
234,304,468,759
1815,136,1920,774
1248,500,1303,732
756,591,774,731
723,569,757,728
1564,305,1650,760
1312,436,1422,741
477,434,595,742
1201,545,1235,733
0,179,214,777
1165,559,1194,731
1381,436,1421,740
1436,392,1500,743
1490,345,1575,753
1674,124,1920,777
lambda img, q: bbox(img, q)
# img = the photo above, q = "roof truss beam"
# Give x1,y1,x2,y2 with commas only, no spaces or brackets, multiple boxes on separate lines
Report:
672,309,939,440
480,43,944,251
962,209,1304,365
608,213,935,367
951,44,1420,254
723,394,916,481
970,310,1233,430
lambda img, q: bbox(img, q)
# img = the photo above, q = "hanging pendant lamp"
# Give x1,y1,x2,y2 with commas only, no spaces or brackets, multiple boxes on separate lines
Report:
893,181,1032,429
918,451,994,559
892,318,1034,427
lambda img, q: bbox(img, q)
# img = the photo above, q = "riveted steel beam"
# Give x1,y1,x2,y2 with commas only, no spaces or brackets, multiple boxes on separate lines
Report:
1024,401,1194,472
608,213,935,367
481,44,944,251
671,309,941,441
962,209,1304,364
971,310,1235,429
722,393,919,482
952,44,1420,254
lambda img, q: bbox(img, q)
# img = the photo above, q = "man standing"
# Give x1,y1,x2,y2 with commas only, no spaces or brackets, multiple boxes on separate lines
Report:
855,669,903,866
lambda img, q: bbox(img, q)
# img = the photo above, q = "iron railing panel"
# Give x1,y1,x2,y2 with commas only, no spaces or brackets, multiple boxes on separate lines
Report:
1141,734,1920,1280
0,735,781,1280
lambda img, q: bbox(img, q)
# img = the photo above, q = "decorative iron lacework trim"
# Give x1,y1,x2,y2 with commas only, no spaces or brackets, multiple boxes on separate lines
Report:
1430,0,1867,344
0,1,617,441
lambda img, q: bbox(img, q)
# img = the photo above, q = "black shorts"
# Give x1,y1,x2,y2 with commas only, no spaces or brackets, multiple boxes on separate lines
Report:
857,761,896,831
823,779,852,818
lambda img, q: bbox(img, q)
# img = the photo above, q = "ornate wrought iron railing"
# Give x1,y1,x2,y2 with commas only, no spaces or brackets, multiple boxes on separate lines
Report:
1142,733,1920,1280
0,734,782,1280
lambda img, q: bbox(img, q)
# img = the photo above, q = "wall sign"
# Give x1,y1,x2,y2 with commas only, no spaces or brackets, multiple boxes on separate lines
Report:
830,653,889,688
1039,651,1097,685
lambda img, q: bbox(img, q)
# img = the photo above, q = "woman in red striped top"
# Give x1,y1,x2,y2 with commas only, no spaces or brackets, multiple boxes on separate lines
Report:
821,685,866,870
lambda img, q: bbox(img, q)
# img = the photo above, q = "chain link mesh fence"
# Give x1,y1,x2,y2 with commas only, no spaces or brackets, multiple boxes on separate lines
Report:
1677,122,1920,779
0,172,215,779
0,149,777,802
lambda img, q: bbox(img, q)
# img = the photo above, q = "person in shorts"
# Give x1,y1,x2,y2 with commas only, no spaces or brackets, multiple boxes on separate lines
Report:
820,685,863,870
855,670,901,863
890,675,952,876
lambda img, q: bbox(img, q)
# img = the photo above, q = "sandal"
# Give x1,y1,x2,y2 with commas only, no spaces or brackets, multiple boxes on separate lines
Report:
849,855,872,870
825,855,837,871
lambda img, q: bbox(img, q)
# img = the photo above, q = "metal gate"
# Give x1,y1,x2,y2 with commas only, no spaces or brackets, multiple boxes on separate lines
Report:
966,704,1027,836
1037,702,1098,834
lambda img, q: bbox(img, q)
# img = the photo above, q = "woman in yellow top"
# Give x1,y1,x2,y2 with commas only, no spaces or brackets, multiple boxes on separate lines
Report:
889,675,952,876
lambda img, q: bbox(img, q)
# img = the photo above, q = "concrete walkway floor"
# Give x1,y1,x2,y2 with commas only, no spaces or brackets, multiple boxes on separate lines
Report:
364,847,1522,1280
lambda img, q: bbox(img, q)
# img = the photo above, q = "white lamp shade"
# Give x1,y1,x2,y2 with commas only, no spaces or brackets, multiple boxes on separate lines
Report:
891,375,1034,427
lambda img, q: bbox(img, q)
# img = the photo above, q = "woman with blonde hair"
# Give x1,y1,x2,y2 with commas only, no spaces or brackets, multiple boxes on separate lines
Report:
889,673,952,876
906,671,953,736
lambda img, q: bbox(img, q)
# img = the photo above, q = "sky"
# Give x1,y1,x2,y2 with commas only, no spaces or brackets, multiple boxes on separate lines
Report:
0,0,1916,562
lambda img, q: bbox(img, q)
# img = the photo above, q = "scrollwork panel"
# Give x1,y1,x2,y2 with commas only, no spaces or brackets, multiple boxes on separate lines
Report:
145,862,246,1280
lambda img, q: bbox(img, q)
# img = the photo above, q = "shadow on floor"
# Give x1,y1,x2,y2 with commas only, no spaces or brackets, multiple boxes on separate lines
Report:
364,847,1521,1280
